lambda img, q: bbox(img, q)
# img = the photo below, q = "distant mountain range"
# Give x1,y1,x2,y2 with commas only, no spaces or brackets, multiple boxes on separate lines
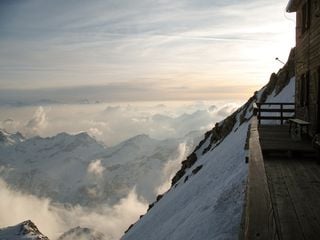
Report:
0,128,202,206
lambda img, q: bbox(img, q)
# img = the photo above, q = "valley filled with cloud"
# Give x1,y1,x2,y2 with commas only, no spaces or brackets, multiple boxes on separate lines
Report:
0,100,240,239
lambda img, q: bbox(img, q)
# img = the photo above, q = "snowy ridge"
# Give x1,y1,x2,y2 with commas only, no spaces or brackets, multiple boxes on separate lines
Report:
0,129,25,148
0,220,49,240
123,50,296,239
0,129,201,206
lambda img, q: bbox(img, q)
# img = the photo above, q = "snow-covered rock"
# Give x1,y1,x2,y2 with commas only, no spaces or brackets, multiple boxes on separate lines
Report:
0,129,25,148
0,220,49,240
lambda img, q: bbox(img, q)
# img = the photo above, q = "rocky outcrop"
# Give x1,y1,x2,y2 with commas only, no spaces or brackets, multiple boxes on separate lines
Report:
260,48,295,102
171,152,197,185
0,220,49,240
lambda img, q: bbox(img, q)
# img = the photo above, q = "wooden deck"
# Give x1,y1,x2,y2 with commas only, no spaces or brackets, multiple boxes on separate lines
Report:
259,125,316,154
265,157,320,240
260,124,320,240
242,118,320,240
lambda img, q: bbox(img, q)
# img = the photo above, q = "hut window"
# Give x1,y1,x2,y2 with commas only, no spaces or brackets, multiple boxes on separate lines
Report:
302,0,311,33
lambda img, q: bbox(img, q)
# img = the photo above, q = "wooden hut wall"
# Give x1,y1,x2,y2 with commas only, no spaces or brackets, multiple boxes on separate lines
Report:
295,0,320,133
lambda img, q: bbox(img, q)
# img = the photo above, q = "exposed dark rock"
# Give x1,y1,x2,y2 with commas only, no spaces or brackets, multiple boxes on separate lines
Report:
193,131,212,153
184,175,189,183
260,48,295,102
202,111,238,155
171,153,197,185
192,165,203,175
126,191,165,233
171,169,186,186
147,202,155,211
275,48,295,95
19,220,49,240
239,96,257,125
124,224,134,234
156,194,163,202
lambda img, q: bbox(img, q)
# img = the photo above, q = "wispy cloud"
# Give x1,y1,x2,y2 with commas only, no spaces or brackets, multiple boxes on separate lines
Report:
0,0,295,100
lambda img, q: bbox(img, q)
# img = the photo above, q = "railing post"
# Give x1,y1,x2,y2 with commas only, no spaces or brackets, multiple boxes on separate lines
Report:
258,103,261,125
280,104,283,125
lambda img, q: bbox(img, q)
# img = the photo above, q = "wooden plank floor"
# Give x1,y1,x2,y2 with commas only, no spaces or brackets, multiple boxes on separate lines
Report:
257,124,320,240
258,125,316,154
264,158,320,240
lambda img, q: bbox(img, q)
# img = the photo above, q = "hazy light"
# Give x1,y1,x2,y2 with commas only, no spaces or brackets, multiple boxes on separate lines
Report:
0,0,295,101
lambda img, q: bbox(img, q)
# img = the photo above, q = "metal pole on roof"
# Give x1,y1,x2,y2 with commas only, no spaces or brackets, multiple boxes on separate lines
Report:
275,57,285,65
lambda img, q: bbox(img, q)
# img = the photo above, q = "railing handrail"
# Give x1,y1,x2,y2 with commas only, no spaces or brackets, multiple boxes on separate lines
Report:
243,116,278,239
256,102,295,106
253,102,295,125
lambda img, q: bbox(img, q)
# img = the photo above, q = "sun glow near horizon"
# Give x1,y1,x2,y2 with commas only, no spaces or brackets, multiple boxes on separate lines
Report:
0,0,296,102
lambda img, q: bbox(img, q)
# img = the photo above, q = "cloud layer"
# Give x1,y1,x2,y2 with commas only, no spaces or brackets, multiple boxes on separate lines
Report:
0,179,147,240
0,101,240,145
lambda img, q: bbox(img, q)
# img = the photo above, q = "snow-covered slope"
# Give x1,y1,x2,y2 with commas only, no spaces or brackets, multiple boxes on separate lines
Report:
123,50,296,240
123,108,250,240
0,220,49,240
0,130,201,206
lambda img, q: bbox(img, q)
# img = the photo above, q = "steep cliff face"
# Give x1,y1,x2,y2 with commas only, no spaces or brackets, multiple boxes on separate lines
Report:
123,49,296,240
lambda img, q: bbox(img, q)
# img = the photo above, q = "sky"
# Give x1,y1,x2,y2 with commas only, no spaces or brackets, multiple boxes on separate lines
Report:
0,0,296,103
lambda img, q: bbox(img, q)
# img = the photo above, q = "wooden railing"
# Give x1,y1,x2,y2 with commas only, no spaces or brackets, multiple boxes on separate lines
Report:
253,102,295,125
242,116,279,240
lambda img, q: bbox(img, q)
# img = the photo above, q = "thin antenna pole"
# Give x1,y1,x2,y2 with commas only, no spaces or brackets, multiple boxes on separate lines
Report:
275,57,285,65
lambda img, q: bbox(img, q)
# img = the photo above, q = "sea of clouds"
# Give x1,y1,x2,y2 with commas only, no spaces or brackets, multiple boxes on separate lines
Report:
0,101,241,146
0,100,241,239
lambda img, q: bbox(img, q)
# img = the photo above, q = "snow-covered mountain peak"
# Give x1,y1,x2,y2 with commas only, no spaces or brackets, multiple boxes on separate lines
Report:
0,124,198,206
0,129,25,147
123,134,153,144
49,131,99,145
57,226,104,240
0,220,49,240
13,131,106,157
112,134,160,156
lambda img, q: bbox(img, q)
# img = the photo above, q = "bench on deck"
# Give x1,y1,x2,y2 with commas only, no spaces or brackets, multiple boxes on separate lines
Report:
289,118,310,140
